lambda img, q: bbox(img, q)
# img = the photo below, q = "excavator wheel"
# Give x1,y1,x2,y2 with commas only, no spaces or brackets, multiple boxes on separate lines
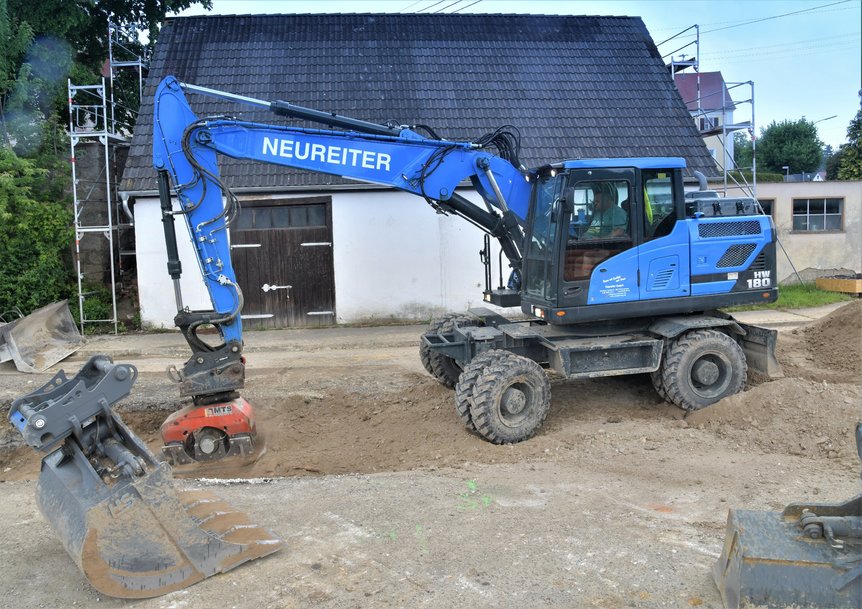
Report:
468,350,551,444
420,313,478,388
453,350,501,433
661,329,747,412
650,369,670,402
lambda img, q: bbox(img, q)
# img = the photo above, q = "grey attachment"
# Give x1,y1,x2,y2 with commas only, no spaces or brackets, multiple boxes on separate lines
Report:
9,354,138,452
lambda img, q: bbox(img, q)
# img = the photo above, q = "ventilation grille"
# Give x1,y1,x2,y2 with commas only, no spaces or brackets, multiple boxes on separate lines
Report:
698,220,761,238
749,251,767,271
650,268,676,290
717,243,757,268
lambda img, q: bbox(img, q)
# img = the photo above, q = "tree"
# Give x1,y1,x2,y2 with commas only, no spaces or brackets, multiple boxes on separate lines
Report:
2,0,211,152
834,110,862,180
0,0,211,315
733,131,753,170
0,146,73,314
756,118,824,174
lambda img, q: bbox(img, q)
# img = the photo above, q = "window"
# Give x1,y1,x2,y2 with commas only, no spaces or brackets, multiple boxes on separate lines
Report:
235,203,327,231
792,198,843,232
524,174,563,299
699,116,720,131
563,179,632,282
642,170,677,240
567,180,631,241
757,199,774,216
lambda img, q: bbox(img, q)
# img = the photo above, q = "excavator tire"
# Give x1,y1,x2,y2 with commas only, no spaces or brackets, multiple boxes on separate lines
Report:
650,365,670,402
661,329,747,412
468,350,551,444
454,350,502,433
420,313,478,388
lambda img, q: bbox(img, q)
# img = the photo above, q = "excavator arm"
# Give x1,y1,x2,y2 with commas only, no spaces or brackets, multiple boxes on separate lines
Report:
151,75,530,462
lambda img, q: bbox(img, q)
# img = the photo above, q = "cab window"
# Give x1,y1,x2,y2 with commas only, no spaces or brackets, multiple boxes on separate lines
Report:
642,169,677,240
524,174,563,299
563,180,631,282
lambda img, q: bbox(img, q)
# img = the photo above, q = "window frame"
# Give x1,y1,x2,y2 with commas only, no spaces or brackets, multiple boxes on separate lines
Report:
790,197,844,233
756,198,775,217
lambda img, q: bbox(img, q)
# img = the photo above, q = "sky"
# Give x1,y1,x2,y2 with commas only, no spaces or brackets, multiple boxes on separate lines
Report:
173,0,862,149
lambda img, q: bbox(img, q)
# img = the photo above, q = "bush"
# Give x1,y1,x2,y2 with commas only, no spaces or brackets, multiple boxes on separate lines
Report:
0,147,74,315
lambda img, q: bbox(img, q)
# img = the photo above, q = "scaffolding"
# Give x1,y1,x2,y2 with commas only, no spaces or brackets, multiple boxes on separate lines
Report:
68,22,145,334
659,25,758,196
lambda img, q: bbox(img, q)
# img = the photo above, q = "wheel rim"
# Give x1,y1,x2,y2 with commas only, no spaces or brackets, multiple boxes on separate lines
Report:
498,380,533,427
688,351,732,399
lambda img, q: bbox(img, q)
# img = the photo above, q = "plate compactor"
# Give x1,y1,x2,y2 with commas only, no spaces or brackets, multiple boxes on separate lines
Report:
8,355,283,599
714,422,862,608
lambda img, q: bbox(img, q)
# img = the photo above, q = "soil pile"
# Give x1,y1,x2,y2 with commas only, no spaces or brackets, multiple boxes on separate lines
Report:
800,299,862,374
686,377,861,462
691,303,862,464
777,300,862,383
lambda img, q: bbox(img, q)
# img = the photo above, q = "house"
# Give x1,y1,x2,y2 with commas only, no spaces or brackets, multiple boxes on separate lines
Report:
673,71,738,171
120,12,717,328
753,180,862,283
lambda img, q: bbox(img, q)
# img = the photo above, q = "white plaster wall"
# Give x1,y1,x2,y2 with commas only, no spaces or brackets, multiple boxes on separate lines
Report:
134,197,213,329
134,189,508,327
331,189,506,323
756,181,862,283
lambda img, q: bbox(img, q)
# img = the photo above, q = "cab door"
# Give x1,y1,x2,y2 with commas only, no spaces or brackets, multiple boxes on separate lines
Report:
636,169,691,300
558,168,640,308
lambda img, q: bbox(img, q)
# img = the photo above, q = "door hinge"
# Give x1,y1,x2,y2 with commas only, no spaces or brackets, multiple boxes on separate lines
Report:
637,269,641,286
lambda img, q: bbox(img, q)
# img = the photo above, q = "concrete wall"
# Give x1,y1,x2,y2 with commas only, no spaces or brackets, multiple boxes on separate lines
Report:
133,189,507,328
755,181,862,283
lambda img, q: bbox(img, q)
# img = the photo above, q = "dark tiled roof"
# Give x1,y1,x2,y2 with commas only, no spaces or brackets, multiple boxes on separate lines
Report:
120,13,718,193
673,72,736,112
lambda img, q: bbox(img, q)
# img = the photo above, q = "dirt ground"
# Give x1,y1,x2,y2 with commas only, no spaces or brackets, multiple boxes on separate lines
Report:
0,301,860,608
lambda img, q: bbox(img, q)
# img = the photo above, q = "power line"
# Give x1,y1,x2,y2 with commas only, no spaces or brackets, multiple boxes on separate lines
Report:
711,41,858,65
434,0,469,13
399,0,429,11
649,1,857,32
416,0,450,12
702,0,854,34
700,32,860,58
450,0,482,12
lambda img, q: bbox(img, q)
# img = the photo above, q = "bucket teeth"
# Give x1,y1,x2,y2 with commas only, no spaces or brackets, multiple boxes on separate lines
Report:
34,421,283,599
67,465,284,599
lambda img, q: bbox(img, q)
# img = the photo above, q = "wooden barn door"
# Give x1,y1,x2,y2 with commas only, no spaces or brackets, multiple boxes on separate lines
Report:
230,196,335,328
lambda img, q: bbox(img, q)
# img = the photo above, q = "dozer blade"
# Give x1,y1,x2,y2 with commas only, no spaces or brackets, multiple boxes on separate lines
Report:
10,355,283,599
0,300,83,372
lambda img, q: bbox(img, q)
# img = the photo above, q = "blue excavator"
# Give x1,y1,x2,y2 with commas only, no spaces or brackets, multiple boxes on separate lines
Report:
149,75,780,458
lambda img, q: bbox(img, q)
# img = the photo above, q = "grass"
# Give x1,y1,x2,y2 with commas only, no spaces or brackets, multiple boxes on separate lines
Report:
724,283,854,312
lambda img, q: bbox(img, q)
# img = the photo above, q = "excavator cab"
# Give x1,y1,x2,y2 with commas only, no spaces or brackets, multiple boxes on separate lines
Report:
520,160,777,325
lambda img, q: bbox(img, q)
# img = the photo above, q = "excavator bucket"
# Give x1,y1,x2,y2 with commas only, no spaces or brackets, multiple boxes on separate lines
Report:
10,355,283,599
713,424,862,608
0,300,83,372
